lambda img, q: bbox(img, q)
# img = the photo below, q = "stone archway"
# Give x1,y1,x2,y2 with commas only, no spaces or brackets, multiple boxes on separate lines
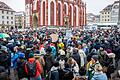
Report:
74,7,76,26
69,5,72,26
58,3,61,25
42,1,45,25
50,1,54,25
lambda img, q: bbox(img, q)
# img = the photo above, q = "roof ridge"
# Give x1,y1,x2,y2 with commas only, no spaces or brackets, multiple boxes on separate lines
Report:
0,1,15,12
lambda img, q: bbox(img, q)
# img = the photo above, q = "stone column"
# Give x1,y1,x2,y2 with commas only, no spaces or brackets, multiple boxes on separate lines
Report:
38,0,41,27
83,3,85,27
56,0,58,26
62,0,64,26
84,3,87,26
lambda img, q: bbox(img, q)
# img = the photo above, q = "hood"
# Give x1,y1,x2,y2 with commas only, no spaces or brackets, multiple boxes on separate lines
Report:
28,58,35,63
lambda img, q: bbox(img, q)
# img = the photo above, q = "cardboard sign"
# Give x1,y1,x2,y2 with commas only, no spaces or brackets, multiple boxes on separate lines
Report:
66,30,72,39
50,34,58,42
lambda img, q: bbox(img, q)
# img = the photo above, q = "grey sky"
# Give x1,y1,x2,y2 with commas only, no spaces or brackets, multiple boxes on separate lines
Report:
84,0,116,14
0,0,117,15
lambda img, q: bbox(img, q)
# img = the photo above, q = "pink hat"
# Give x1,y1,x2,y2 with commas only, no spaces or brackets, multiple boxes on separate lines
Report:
106,49,112,54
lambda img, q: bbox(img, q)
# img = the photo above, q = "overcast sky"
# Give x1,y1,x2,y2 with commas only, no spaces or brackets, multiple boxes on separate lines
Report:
0,0,117,15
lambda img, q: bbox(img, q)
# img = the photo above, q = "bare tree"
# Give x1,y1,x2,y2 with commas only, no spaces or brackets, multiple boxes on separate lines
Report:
118,0,120,28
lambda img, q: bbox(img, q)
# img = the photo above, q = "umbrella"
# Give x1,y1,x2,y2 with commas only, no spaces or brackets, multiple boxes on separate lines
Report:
0,33,10,38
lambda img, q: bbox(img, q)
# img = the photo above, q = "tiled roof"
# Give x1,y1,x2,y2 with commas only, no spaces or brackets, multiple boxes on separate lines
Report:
100,5,112,13
0,1,15,11
113,1,119,4
100,1,119,13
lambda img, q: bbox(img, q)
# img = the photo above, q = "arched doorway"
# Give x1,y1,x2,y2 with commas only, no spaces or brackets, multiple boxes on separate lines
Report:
58,3,61,25
64,4,67,15
74,7,76,26
50,1,54,25
69,5,72,26
43,2,45,25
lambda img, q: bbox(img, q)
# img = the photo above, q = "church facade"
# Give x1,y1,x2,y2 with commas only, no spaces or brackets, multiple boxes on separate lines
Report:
25,0,86,28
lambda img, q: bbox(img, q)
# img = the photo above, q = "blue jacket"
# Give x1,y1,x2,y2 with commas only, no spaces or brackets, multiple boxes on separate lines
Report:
51,46,56,58
91,72,108,80
12,51,24,69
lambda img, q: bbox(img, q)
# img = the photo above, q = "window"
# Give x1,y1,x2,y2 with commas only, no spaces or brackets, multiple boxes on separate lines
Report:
2,11,4,14
7,21,9,24
108,15,109,17
105,19,106,21
2,16,4,19
2,21,4,24
11,17,13,20
11,21,13,24
11,12,13,14
7,11,9,14
108,12,109,14
105,12,106,14
108,19,109,21
7,16,9,19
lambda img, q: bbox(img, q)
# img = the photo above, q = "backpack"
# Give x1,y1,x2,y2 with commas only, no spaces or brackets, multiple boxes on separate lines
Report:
26,60,37,77
16,59,27,79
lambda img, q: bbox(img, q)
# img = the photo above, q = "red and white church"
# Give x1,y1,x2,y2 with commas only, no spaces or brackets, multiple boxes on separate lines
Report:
25,0,86,28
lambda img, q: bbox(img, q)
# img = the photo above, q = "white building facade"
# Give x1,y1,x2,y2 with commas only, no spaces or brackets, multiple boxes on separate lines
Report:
100,1,119,23
0,1,15,30
111,1,119,23
15,12,26,29
100,5,112,23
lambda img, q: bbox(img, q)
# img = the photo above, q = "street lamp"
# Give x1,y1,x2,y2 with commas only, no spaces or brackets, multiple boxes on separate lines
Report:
64,15,69,29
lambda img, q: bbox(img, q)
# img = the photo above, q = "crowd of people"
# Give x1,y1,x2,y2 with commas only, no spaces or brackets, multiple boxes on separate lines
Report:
0,28,120,80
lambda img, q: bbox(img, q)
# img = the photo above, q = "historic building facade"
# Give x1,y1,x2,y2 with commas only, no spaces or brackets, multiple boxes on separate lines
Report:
100,1,119,23
25,0,86,28
0,1,15,30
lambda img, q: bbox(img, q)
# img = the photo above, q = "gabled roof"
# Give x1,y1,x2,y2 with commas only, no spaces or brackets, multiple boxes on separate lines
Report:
113,1,119,4
100,4,112,13
0,1,15,12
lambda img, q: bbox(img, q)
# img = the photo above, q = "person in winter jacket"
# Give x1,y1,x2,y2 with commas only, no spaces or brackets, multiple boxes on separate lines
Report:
78,44,87,67
66,57,80,80
16,52,27,79
72,48,81,67
50,43,57,59
25,53,42,80
87,55,102,80
44,46,55,75
91,64,107,80
50,62,59,80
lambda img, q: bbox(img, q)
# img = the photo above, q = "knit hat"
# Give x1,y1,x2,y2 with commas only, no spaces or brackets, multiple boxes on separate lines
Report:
92,55,98,62
29,52,34,58
73,48,78,54
1,46,8,52
19,52,25,58
106,49,112,54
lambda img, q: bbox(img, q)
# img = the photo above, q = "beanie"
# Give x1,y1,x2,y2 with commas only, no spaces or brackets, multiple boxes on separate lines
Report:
92,55,98,62
29,52,34,58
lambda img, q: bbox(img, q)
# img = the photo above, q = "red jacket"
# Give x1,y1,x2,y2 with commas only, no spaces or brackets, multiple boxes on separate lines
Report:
25,58,42,78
